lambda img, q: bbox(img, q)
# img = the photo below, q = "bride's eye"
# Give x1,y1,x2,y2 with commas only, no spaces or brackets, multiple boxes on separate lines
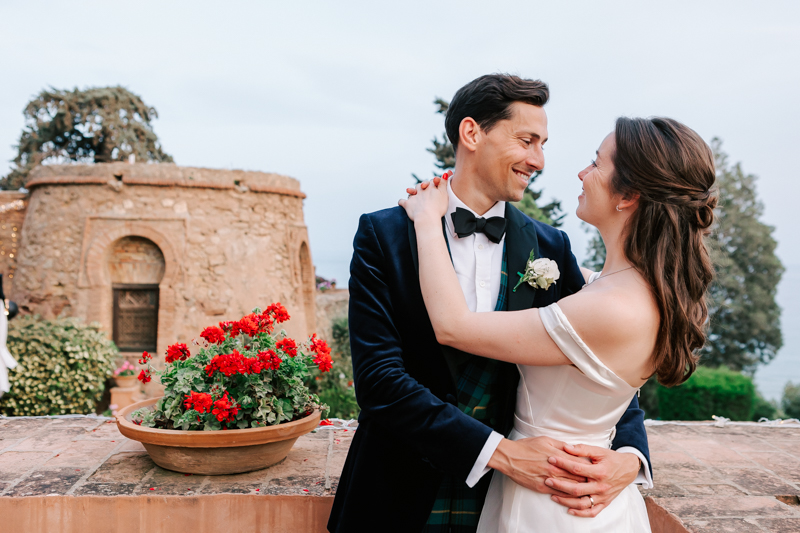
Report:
591,159,597,168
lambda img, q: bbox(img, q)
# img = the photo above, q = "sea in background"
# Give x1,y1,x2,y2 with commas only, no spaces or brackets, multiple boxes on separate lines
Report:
755,264,800,402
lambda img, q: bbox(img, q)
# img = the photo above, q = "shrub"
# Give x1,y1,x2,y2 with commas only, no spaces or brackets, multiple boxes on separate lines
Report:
782,381,800,420
752,392,780,421
0,316,117,416
308,317,359,419
657,366,755,421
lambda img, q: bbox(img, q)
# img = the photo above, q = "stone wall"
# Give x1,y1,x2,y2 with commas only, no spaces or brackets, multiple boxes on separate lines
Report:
10,163,316,394
0,191,28,295
314,289,349,345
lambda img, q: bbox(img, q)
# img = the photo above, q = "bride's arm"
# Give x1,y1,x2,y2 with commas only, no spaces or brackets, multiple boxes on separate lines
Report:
401,179,570,367
413,217,570,366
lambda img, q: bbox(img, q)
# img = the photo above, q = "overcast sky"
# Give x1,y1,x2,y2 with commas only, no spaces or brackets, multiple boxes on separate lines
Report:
1,1,798,287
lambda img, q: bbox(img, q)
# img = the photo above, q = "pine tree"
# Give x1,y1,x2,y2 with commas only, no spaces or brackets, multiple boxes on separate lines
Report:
2,86,172,189
414,98,564,227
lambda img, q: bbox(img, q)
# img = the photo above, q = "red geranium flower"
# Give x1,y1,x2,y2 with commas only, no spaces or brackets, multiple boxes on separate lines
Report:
211,392,239,423
138,369,152,383
265,303,290,324
218,320,235,333
138,351,152,365
165,343,190,363
184,391,213,414
231,314,260,338
276,338,297,358
205,350,248,377
309,334,333,373
200,326,225,344
257,349,282,371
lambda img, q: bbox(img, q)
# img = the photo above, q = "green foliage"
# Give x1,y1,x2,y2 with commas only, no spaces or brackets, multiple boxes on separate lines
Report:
308,317,359,419
0,316,117,416
2,86,173,190
703,139,783,371
414,98,564,227
782,381,800,419
657,366,755,421
581,223,606,271
637,377,660,420
752,392,780,421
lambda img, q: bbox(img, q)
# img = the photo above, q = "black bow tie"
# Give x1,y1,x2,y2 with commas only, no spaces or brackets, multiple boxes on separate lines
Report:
451,207,507,244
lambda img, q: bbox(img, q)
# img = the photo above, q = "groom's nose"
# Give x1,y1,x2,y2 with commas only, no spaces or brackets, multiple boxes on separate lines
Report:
525,145,545,171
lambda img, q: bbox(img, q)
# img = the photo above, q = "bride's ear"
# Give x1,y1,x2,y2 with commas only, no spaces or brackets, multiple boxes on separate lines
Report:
459,118,481,153
617,192,640,211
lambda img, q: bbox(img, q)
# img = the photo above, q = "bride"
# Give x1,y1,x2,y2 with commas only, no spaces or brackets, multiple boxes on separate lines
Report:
400,116,716,532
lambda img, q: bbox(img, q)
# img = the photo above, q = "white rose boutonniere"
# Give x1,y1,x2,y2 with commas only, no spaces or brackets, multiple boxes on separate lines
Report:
513,250,560,292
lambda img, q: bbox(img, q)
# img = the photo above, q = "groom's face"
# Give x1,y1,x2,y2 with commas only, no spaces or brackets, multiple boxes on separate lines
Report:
474,102,548,202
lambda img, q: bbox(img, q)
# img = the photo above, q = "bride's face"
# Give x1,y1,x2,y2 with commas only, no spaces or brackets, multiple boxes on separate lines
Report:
576,133,618,225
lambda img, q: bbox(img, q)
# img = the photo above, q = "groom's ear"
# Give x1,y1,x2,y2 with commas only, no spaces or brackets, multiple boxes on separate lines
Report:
458,117,481,153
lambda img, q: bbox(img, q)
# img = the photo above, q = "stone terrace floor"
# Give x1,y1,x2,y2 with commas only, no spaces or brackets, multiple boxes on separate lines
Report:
641,421,800,532
0,416,799,532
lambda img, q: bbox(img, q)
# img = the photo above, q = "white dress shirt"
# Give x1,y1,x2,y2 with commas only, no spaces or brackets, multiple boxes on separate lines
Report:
443,179,653,490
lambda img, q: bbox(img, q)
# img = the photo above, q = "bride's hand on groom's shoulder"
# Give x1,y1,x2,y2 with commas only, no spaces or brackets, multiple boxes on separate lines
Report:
398,171,451,224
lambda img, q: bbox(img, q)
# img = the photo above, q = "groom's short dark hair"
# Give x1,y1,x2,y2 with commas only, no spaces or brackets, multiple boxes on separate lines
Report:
446,74,549,152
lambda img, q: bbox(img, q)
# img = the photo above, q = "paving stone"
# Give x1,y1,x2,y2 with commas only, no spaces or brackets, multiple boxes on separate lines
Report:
684,518,763,532
5,467,87,496
646,433,678,452
82,421,122,440
43,439,118,468
672,438,757,468
47,418,107,429
89,452,155,483
766,440,800,457
0,451,53,480
656,496,796,518
266,474,327,496
650,451,722,485
0,419,51,440
200,468,272,494
757,518,800,533
721,467,800,496
135,466,206,495
640,482,686,497
681,484,748,496
73,482,139,496
0,438,25,452
740,452,800,483
15,428,85,451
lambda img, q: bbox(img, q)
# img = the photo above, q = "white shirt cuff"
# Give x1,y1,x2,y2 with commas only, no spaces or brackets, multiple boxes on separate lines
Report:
466,431,504,488
616,446,653,489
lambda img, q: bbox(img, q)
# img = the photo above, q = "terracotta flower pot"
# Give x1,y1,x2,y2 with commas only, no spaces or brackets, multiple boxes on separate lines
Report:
115,397,321,475
114,375,138,388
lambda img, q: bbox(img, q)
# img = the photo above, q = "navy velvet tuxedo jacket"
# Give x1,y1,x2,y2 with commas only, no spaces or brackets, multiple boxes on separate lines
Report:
327,204,651,533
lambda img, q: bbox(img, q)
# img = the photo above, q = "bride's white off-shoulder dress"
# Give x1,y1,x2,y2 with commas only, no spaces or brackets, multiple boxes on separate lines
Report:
477,276,651,532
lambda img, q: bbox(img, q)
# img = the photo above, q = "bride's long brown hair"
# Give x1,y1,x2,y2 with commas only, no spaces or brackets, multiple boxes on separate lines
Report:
612,117,716,387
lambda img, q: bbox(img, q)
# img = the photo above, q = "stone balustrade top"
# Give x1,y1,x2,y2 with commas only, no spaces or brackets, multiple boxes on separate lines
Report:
1,416,799,533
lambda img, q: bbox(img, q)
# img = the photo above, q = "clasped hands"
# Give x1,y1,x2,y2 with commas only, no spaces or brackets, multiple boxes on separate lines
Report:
488,436,641,518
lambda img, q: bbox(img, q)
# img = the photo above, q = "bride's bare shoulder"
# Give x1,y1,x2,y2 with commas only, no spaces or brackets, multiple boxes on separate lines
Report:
557,278,659,363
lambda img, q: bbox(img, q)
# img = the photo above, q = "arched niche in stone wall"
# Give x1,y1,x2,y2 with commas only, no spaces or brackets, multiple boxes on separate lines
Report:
79,220,184,365
298,241,316,336
107,236,166,353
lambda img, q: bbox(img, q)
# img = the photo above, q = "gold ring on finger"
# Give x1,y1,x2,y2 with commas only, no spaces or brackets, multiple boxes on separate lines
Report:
589,496,595,508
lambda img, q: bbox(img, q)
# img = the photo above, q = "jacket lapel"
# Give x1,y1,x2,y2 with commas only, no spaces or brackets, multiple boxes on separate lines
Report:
504,204,540,312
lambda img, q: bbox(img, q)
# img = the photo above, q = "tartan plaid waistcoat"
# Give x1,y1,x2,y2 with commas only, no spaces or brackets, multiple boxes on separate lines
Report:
423,244,510,533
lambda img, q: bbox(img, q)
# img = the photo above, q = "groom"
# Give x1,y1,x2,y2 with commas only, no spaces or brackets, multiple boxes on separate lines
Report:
328,74,651,533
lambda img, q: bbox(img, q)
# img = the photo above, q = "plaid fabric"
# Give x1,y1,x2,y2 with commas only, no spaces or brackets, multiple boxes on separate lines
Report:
423,244,508,533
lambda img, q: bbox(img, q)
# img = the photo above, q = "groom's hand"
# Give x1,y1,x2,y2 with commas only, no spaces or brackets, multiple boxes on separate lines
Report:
487,437,589,495
544,444,641,517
